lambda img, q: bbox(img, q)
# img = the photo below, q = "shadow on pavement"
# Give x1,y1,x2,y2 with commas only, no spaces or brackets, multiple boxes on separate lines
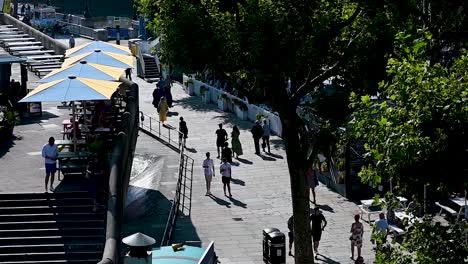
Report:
228,196,247,208
316,254,341,264
123,185,175,247
208,194,231,208
185,147,197,153
236,157,253,164
269,139,286,151
19,111,59,125
260,154,276,161
0,139,14,159
266,152,284,159
317,204,335,213
231,178,245,186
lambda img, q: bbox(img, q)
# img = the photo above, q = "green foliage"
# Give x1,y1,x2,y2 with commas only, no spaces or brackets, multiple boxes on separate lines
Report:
375,220,468,264
348,32,468,192
200,85,209,94
233,98,248,111
218,93,228,100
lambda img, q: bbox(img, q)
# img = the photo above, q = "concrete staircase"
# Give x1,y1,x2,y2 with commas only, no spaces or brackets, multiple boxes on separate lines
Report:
0,191,105,264
142,54,160,83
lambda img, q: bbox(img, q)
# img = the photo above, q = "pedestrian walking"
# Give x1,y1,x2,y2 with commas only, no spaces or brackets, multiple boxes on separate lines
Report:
287,215,294,256
250,120,263,155
215,124,228,158
350,214,364,260
41,137,58,192
307,163,319,204
125,68,132,80
20,5,25,16
220,158,232,197
310,206,327,259
179,117,188,147
158,97,169,124
261,119,271,153
202,152,215,196
164,75,173,107
221,142,233,163
231,125,243,158
69,34,75,49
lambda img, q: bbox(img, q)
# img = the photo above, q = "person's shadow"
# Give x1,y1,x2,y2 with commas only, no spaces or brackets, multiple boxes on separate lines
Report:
266,152,283,159
228,196,247,208
185,147,197,153
317,204,335,213
260,154,276,161
231,178,245,186
208,194,231,208
315,254,340,264
236,157,253,165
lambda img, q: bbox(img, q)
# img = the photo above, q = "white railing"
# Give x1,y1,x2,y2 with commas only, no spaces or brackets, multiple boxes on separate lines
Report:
182,75,283,137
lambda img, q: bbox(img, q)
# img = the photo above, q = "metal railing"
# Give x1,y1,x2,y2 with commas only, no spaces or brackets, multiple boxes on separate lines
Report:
58,21,95,39
139,111,183,151
138,111,194,247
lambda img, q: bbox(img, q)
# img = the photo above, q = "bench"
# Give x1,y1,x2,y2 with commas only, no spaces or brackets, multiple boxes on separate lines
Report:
389,224,406,237
358,205,383,223
57,164,87,180
435,202,458,217
30,63,62,70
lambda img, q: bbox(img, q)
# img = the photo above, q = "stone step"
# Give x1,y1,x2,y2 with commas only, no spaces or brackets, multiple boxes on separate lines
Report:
0,198,93,207
0,235,105,246
0,250,102,262
0,227,105,238
0,205,95,215
0,219,104,229
0,259,101,264
0,192,89,201
0,212,103,222
0,242,103,254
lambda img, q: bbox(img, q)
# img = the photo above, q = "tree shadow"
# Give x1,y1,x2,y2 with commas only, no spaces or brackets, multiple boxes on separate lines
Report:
19,111,60,125
269,139,286,151
260,154,276,161
266,152,284,159
208,194,231,208
317,204,335,213
0,139,15,159
236,157,253,165
167,111,179,117
228,196,247,208
316,254,341,264
230,178,245,186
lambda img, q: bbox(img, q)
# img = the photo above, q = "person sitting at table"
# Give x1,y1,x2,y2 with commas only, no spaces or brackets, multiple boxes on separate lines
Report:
86,156,104,211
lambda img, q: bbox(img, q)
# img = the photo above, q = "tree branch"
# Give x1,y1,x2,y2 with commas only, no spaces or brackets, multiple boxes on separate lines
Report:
333,3,362,33
291,30,362,103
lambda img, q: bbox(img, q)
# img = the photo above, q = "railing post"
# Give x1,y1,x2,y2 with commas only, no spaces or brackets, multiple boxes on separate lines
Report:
149,116,152,132
168,128,171,144
158,121,161,137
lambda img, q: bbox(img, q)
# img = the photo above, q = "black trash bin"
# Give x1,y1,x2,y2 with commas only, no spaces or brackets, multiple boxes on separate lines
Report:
268,231,286,264
263,228,279,263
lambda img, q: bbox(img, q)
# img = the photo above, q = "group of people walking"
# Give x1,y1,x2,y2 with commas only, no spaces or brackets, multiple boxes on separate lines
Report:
153,76,174,124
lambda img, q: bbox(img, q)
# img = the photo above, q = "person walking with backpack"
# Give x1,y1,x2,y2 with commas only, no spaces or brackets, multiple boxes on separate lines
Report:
310,206,327,259
261,119,271,153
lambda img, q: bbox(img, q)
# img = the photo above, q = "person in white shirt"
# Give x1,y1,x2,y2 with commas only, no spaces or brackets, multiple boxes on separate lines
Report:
202,152,215,196
220,158,232,197
41,137,58,192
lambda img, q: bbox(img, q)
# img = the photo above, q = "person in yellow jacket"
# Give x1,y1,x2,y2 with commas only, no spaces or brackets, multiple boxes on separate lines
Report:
158,97,169,124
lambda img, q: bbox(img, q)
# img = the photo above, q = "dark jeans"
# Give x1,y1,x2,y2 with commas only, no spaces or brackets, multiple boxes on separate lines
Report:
262,136,270,152
254,138,261,154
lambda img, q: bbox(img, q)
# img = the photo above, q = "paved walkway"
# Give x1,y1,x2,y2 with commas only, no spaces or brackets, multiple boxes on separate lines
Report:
134,78,375,263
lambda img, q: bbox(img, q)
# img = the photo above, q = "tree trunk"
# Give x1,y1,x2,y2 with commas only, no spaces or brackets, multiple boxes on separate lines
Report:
281,114,314,264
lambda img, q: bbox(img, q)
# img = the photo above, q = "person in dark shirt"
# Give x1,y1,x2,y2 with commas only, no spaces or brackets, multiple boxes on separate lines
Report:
179,117,188,147
250,120,264,155
310,206,327,259
221,142,232,163
215,123,228,158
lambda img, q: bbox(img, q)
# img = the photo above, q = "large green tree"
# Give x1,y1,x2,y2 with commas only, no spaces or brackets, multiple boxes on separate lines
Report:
136,0,466,263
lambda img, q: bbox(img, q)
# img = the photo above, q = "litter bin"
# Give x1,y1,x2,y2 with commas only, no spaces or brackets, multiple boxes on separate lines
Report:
263,228,279,263
268,231,285,264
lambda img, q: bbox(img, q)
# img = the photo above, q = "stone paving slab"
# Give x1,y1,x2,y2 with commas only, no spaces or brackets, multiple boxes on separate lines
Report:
134,78,376,264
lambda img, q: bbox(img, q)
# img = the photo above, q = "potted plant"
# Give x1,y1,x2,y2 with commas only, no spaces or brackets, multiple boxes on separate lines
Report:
1,108,19,139
256,113,267,122
185,79,195,95
217,93,229,111
200,86,210,103
233,99,248,120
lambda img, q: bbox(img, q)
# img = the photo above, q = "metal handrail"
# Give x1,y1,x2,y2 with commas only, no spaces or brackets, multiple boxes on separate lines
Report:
139,111,184,151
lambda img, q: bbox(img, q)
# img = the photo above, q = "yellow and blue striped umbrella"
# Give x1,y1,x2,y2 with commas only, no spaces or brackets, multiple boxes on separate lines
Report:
19,76,121,103
66,40,132,57
62,50,134,69
38,61,124,83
